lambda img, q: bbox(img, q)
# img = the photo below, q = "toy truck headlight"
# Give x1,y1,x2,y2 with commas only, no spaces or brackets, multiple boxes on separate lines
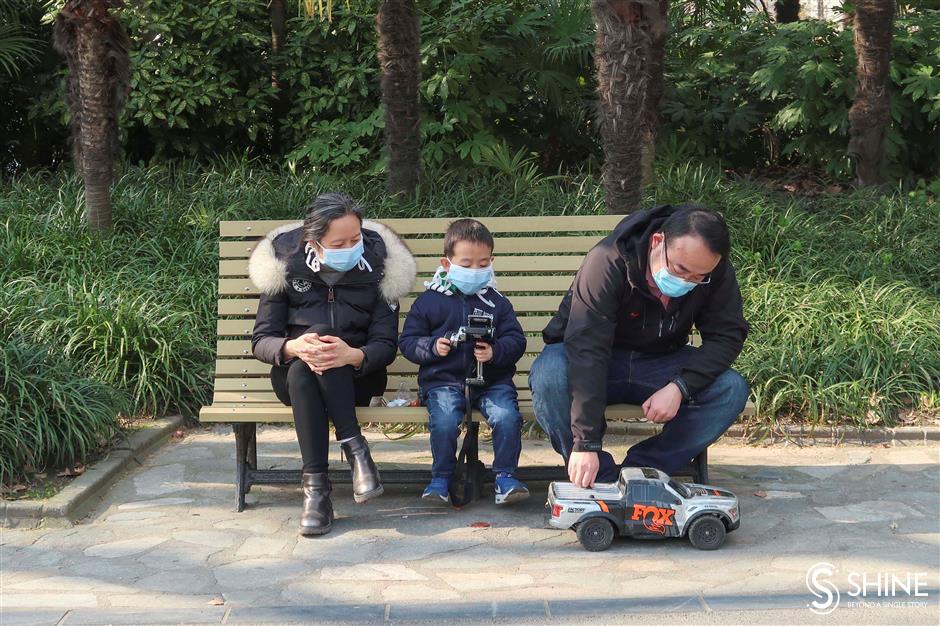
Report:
551,504,564,518
729,506,738,520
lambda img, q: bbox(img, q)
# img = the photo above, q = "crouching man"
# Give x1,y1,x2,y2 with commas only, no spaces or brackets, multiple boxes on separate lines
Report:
529,205,750,487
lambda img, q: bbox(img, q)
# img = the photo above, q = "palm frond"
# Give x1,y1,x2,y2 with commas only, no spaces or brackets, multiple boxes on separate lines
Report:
0,22,40,77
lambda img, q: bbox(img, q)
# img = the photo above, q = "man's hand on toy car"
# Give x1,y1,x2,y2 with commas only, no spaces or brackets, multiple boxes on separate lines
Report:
642,382,682,424
568,451,599,488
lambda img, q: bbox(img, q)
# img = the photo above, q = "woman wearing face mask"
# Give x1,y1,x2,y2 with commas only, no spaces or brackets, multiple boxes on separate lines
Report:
248,192,416,536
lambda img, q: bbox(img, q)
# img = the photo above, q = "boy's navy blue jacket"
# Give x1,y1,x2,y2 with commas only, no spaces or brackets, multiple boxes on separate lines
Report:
398,285,526,395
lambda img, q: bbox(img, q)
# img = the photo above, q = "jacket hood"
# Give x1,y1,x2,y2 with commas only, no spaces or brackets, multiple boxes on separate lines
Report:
610,204,727,291
247,219,417,303
609,204,676,290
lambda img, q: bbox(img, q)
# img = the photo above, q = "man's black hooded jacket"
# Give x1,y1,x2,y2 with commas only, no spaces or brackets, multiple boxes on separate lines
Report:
541,205,749,451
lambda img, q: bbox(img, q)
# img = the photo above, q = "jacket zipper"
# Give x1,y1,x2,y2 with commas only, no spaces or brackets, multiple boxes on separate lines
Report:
328,286,336,328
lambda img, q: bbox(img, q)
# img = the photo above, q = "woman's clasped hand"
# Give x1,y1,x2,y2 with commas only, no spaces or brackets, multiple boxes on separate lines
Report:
285,333,364,375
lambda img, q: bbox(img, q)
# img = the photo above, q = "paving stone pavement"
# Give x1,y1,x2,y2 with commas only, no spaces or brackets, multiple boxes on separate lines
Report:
1,425,938,624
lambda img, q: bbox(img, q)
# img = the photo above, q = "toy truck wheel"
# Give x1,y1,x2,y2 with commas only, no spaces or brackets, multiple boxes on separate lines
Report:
687,515,726,550
576,517,615,552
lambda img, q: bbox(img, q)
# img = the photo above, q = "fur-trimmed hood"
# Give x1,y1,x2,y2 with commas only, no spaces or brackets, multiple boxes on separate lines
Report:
248,219,417,303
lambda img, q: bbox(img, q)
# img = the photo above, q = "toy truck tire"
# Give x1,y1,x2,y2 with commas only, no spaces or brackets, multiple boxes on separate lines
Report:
576,517,616,552
686,514,726,550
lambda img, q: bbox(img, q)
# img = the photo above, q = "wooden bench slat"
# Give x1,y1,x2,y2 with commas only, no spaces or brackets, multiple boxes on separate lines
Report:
218,296,566,317
219,216,623,237
200,400,753,423
220,236,602,259
218,275,575,296
213,335,701,359
216,338,548,358
217,316,554,337
210,372,531,387
219,255,582,288
213,389,534,403
214,376,416,391
215,355,540,376
199,402,641,423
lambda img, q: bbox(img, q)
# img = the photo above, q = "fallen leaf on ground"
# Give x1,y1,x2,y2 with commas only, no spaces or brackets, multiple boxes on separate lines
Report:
208,597,225,606
753,490,767,498
470,521,491,528
57,465,85,477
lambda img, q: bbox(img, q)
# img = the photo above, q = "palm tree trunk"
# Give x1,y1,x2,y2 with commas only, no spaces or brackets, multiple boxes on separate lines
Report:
640,0,669,188
269,0,289,156
377,0,421,198
54,0,129,233
848,0,894,187
774,0,800,22
592,0,657,214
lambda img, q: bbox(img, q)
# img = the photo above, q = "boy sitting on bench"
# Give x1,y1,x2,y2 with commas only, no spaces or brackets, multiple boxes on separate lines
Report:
399,219,529,505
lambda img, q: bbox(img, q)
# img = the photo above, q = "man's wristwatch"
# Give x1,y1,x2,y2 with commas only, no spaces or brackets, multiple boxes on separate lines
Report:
670,375,692,403
572,440,603,452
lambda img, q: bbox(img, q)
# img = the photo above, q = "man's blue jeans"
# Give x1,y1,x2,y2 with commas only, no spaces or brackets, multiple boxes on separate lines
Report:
424,384,523,480
529,343,749,482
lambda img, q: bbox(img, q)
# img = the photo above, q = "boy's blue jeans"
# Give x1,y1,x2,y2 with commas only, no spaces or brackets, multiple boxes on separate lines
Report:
424,384,523,480
529,343,749,482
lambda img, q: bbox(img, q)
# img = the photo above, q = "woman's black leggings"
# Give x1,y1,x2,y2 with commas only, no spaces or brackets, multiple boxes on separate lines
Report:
271,346,386,474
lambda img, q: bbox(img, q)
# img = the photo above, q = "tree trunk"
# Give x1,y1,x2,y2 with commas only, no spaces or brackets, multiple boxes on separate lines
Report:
269,0,289,156
53,0,129,233
592,0,657,214
640,0,669,188
848,0,894,187
774,0,800,22
377,0,421,198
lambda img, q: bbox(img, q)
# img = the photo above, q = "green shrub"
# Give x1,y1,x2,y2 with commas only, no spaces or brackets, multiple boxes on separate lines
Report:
0,336,126,485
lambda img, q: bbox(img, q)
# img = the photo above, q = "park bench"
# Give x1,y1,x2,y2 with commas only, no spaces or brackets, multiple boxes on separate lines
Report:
199,216,755,511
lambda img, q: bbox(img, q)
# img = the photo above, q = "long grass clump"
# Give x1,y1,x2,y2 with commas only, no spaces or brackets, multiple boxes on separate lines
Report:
0,336,126,485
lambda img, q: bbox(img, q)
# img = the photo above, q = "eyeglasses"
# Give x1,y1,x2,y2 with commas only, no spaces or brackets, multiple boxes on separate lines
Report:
662,237,712,285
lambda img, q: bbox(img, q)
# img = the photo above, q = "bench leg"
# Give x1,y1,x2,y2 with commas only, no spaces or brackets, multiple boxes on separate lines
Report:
247,426,258,470
692,448,709,485
233,423,256,512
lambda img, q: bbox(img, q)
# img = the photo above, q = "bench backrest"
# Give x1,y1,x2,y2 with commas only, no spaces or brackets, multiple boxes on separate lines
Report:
214,215,633,407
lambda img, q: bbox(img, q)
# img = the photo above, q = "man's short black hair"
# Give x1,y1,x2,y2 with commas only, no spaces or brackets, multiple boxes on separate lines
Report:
660,205,730,258
444,218,494,257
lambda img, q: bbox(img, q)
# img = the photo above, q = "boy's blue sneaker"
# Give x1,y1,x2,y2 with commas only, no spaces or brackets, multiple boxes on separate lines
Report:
421,477,451,504
494,473,529,505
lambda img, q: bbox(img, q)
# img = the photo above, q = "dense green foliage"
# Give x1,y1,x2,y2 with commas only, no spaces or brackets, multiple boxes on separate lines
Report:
3,1,937,180
1,160,936,476
666,7,940,179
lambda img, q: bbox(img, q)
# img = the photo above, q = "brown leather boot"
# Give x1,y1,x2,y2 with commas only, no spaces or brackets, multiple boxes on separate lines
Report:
299,472,333,536
341,435,383,503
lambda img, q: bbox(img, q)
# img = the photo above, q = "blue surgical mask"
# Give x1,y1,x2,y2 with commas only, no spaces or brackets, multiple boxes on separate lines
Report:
318,239,364,272
653,266,697,297
446,263,492,295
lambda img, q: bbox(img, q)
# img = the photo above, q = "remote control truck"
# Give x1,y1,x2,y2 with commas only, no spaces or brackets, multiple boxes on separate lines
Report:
547,467,739,551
